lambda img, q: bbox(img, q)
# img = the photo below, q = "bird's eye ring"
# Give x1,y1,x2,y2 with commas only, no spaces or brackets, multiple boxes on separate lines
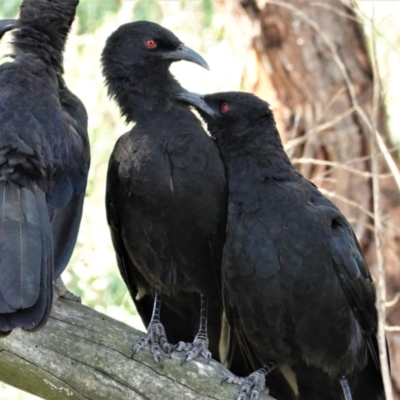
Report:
145,39,157,49
220,103,231,113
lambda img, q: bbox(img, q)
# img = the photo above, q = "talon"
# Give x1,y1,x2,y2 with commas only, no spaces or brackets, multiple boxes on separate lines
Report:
250,392,259,400
171,343,179,352
131,317,171,366
180,354,189,365
156,354,164,368
222,368,268,400
221,375,230,385
201,348,212,363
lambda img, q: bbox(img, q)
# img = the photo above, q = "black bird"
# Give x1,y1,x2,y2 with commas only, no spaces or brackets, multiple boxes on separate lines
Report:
0,0,89,336
101,21,228,366
183,91,385,400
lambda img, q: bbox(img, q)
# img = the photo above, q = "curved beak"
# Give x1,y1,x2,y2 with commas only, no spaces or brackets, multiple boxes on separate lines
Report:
0,19,17,40
162,44,209,70
176,89,216,117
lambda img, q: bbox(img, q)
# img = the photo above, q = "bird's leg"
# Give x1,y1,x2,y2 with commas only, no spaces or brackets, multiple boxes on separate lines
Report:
221,362,275,400
53,277,81,304
132,293,171,367
339,376,353,400
173,293,212,364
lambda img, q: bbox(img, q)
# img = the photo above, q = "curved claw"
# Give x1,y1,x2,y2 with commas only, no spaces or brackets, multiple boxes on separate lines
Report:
156,354,164,369
180,353,190,365
171,343,180,352
166,348,172,358
221,375,230,385
250,390,261,400
201,348,212,363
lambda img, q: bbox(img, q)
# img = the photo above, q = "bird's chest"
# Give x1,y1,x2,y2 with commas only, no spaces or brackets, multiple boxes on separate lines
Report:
121,139,205,208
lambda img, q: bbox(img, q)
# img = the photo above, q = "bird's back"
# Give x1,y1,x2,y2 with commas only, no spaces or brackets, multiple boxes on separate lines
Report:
224,175,374,372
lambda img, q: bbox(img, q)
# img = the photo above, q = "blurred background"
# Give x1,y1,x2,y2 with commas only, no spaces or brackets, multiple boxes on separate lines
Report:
0,0,400,399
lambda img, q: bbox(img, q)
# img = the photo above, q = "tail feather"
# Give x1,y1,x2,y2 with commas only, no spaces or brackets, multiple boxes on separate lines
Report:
0,182,42,309
353,337,386,400
0,288,14,313
0,181,53,333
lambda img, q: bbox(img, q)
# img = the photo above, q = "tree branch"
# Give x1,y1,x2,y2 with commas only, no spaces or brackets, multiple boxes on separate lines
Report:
0,299,275,400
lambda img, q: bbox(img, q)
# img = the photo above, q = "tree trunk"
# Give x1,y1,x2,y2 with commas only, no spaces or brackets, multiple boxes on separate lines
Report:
0,299,275,400
218,0,400,397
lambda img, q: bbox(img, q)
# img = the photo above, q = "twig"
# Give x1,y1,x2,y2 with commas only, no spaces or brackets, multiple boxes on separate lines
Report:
386,293,400,308
284,107,355,151
369,4,393,398
291,158,393,179
385,326,400,333
266,0,400,193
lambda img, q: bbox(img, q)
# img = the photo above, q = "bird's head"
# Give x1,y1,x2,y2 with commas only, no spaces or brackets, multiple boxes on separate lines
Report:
178,91,276,144
101,21,209,77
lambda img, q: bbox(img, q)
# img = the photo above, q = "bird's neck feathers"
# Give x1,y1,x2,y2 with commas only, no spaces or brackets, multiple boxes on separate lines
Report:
221,123,296,183
105,67,181,123
11,0,76,73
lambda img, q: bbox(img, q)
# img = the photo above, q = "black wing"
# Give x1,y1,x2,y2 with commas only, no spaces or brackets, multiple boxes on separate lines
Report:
0,145,53,334
48,87,90,278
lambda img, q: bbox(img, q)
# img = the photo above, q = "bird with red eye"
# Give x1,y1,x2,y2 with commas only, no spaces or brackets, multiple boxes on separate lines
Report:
220,102,230,113
145,39,157,49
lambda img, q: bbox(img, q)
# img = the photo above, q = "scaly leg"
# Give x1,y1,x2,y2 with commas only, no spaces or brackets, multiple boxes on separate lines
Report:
53,277,81,303
339,376,353,400
132,293,171,367
173,293,212,364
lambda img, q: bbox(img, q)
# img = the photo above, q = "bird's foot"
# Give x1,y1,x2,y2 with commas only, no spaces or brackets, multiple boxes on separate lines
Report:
132,321,171,368
53,277,81,304
173,332,212,364
221,369,267,400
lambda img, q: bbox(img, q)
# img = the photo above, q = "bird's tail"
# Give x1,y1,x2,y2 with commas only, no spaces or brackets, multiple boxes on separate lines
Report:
0,181,53,336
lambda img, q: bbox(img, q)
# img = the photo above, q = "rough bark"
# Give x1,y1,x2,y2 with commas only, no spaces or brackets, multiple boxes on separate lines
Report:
218,0,400,397
0,299,275,400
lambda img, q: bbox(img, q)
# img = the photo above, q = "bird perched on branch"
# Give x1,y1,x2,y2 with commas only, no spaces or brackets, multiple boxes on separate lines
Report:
0,0,90,336
182,91,385,400
101,21,228,367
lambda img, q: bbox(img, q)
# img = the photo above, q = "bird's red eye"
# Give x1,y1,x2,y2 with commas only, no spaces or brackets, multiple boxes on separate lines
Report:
220,103,230,113
145,39,157,49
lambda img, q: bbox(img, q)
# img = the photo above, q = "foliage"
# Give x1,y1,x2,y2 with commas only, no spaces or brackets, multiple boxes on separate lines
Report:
133,0,163,23
0,0,19,18
76,0,122,34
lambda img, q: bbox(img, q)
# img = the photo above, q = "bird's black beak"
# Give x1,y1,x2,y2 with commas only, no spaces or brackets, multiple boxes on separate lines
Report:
0,19,17,40
176,89,217,117
162,44,209,70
